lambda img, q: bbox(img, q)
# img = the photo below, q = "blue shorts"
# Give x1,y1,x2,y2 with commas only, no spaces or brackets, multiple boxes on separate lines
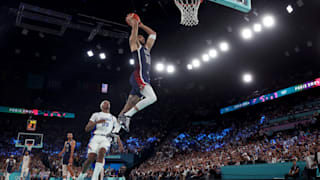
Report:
63,154,70,165
129,72,150,98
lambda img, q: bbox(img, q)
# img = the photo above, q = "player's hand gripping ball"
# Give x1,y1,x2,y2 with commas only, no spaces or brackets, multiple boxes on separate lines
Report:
126,13,141,26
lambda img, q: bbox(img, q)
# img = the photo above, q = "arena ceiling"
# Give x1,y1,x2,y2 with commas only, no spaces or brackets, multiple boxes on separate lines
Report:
0,0,319,107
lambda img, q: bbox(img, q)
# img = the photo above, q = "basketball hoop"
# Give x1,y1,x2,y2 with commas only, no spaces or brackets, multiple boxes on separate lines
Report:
174,0,202,26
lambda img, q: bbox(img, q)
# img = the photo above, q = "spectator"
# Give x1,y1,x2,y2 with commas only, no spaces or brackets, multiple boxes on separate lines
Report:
305,151,317,180
284,159,300,179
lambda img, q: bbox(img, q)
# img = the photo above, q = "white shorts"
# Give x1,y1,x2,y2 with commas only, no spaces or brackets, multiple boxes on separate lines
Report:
87,135,111,155
20,168,29,178
62,165,68,177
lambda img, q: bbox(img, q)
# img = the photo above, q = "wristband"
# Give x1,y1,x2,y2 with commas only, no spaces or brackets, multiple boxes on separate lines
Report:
148,34,157,40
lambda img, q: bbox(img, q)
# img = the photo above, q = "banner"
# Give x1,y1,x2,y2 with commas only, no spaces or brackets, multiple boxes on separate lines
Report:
0,106,75,118
220,77,320,114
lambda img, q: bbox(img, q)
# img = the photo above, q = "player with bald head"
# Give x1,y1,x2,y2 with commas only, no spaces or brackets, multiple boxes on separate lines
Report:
77,100,121,180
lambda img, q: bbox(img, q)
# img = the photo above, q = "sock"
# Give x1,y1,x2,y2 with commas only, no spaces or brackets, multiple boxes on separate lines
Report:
92,162,104,180
77,173,86,180
124,108,137,117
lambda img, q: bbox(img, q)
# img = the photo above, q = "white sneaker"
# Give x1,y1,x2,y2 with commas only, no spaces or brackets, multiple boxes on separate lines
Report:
118,115,131,132
125,116,131,132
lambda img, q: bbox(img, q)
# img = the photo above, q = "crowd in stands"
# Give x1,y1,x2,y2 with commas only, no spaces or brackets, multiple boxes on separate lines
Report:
131,93,320,180
0,74,319,179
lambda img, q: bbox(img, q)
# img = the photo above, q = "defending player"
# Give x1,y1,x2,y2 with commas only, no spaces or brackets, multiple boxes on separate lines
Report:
58,133,76,180
3,155,16,180
77,100,121,180
20,151,31,180
118,14,158,131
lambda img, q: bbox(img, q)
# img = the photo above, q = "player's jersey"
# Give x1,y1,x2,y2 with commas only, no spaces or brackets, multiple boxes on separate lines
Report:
21,155,30,169
89,112,119,136
62,140,74,165
132,45,151,86
64,141,72,155
6,158,16,173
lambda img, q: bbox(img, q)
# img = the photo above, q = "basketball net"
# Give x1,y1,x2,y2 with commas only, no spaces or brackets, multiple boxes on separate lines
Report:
26,144,33,152
174,0,202,26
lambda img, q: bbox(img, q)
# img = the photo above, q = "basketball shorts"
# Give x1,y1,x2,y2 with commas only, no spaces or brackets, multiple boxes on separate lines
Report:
87,135,112,155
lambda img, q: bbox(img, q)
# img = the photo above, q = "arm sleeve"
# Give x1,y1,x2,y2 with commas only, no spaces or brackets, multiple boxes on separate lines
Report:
89,113,97,122
148,34,157,40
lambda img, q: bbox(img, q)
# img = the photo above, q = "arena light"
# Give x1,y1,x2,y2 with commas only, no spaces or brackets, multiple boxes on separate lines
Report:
192,59,201,68
129,58,135,65
187,64,193,70
243,73,253,83
241,28,253,40
99,53,106,60
167,65,175,74
202,54,210,62
87,50,94,57
286,5,293,14
208,49,218,58
262,15,275,28
253,23,262,32
219,42,229,52
155,63,165,72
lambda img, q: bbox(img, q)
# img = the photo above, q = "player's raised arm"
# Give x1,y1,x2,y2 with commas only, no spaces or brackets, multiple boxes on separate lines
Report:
127,15,139,52
139,23,157,50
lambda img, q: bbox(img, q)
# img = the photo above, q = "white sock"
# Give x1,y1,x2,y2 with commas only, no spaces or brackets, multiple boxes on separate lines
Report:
92,162,104,180
124,108,137,117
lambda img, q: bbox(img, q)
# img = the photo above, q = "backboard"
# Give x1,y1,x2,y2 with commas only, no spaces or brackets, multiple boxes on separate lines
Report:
209,0,251,13
15,132,43,149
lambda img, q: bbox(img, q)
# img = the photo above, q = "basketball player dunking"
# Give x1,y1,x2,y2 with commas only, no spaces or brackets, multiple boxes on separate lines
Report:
118,14,158,131
3,155,16,180
77,100,121,180
58,133,76,180
20,151,31,180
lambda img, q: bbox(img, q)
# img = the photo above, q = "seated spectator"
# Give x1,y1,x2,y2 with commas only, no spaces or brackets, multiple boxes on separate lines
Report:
284,159,299,179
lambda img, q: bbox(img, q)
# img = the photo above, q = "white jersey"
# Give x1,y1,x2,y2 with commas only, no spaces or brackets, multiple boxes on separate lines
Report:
89,112,120,136
22,155,30,169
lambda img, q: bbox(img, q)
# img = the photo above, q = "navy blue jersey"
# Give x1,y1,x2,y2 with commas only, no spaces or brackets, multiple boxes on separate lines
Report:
6,159,16,173
130,45,151,97
62,141,73,165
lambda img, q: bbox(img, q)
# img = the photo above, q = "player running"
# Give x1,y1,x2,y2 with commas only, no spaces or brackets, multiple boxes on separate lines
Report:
77,100,121,180
58,133,76,180
3,155,16,180
20,151,31,180
118,14,158,131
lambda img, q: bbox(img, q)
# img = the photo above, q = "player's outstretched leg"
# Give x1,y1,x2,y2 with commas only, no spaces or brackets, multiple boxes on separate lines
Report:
77,153,96,180
120,84,157,130
91,148,106,180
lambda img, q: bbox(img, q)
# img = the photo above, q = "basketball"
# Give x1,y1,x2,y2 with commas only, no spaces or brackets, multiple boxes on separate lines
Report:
126,13,141,26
